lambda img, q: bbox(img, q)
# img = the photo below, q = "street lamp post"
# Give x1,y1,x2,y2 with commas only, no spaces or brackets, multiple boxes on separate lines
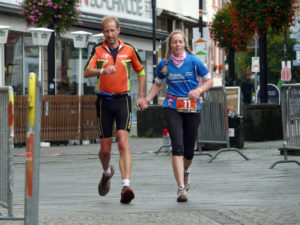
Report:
29,28,54,94
0,25,10,87
71,31,92,96
71,31,91,142
152,0,158,104
199,0,203,38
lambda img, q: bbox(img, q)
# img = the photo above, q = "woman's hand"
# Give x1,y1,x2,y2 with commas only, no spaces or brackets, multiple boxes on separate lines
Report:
188,88,201,100
136,97,149,110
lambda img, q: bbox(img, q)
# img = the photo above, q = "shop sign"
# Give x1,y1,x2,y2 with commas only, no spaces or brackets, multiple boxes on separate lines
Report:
79,0,152,24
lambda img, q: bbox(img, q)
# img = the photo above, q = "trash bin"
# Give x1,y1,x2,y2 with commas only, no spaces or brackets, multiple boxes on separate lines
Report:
228,114,244,148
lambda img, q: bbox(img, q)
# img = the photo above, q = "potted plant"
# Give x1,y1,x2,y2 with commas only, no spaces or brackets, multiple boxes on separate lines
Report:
19,0,81,34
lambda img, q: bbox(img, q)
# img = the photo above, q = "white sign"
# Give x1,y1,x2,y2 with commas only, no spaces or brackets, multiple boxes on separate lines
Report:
202,27,210,40
293,44,300,51
79,0,152,24
281,61,291,69
297,51,300,63
290,26,300,34
251,57,260,72
192,28,209,63
293,60,300,66
229,128,235,137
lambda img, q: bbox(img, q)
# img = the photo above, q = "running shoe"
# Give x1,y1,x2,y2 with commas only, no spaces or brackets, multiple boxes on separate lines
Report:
120,186,135,204
177,188,188,202
98,165,115,196
184,171,190,191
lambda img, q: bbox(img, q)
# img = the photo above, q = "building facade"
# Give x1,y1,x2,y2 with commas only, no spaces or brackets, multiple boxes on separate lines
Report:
1,0,226,104
0,0,168,96
0,0,169,120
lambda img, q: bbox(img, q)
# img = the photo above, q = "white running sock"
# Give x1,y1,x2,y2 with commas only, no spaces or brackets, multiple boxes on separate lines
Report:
104,167,111,176
122,179,130,187
178,185,185,191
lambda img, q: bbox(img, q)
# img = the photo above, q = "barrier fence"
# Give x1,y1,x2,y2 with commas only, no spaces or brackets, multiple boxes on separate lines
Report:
270,84,300,169
14,95,98,143
196,86,249,163
0,86,23,221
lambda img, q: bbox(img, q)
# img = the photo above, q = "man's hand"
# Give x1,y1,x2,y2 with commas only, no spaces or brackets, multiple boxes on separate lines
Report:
136,97,148,110
103,65,116,75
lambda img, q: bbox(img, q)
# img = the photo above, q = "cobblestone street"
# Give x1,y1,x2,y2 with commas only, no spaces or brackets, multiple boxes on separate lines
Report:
1,139,300,225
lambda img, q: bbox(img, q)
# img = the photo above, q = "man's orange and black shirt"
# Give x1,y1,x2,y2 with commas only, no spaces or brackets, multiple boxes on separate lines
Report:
85,39,145,94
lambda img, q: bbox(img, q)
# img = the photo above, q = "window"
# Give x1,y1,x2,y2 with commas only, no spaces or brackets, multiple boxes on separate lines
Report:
55,37,95,95
5,31,38,95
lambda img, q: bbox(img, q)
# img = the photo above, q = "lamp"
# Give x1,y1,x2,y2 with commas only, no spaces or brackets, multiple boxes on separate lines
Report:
71,31,92,96
29,28,54,94
92,33,104,43
0,25,10,44
29,27,53,46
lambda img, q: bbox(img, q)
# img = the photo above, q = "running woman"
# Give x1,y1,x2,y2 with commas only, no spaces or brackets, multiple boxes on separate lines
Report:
141,30,213,202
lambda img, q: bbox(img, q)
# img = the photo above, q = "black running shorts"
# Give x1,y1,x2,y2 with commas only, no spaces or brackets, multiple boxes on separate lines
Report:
164,107,200,160
95,94,131,138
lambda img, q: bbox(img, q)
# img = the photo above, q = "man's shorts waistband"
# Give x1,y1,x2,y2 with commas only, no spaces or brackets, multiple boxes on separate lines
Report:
97,92,128,99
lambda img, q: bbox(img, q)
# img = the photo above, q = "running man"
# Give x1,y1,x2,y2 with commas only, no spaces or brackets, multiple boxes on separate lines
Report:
84,16,147,204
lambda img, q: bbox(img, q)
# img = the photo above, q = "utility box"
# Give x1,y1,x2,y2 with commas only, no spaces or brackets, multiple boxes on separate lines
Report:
228,114,244,148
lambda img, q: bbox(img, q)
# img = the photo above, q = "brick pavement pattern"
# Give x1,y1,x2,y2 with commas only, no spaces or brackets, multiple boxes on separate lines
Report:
1,139,300,225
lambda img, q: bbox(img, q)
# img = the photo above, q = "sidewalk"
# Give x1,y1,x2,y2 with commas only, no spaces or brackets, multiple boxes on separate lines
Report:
1,138,300,225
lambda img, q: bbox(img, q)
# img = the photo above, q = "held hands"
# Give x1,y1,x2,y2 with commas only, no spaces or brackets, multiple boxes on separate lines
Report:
188,88,202,100
136,97,149,110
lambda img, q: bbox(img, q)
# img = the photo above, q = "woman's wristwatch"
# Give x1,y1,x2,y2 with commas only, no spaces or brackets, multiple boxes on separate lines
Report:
196,87,203,95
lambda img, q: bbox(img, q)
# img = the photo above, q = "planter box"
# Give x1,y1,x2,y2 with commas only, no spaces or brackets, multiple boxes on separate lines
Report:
137,105,164,137
242,103,282,141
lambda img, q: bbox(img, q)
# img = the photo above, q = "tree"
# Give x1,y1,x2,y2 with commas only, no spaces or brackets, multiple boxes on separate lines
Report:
210,2,254,86
232,0,296,103
236,33,300,84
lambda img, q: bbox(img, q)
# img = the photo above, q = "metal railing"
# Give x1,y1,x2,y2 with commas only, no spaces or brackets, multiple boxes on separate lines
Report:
0,86,23,221
270,84,300,169
196,86,249,163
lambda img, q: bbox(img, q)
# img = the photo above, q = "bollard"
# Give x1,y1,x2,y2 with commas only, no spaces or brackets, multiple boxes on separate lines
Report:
24,73,42,225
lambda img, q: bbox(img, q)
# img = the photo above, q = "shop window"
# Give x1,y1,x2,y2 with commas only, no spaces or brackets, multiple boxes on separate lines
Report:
24,36,39,94
5,31,38,95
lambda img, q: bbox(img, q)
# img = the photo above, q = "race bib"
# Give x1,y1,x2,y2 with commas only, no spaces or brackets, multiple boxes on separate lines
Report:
176,97,197,113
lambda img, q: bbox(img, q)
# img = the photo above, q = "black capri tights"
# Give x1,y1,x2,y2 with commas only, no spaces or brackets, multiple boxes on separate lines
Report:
164,108,200,160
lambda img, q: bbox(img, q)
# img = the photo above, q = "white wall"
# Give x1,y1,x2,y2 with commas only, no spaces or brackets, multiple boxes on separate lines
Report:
0,0,21,4
157,0,199,19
